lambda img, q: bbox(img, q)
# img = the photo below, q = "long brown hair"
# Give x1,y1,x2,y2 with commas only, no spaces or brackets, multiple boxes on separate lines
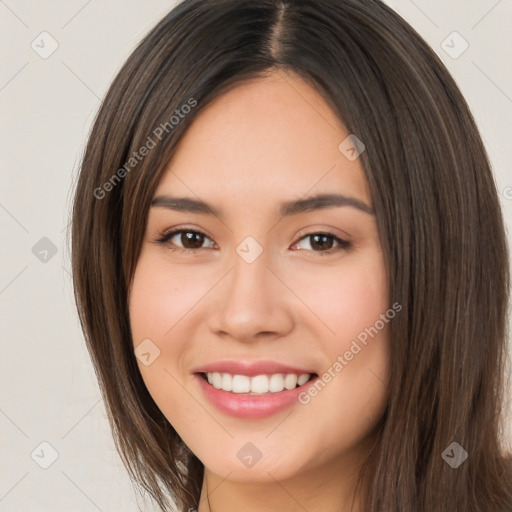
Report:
70,0,512,510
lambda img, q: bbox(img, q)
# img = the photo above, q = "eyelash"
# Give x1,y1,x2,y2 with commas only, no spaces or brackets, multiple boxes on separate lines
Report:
154,227,352,255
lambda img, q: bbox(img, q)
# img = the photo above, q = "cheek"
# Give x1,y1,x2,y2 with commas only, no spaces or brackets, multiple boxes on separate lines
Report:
292,251,391,412
128,258,189,390
292,251,389,343
129,257,197,344
128,259,193,415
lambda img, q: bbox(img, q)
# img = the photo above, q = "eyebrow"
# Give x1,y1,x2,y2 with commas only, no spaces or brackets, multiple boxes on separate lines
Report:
150,193,375,217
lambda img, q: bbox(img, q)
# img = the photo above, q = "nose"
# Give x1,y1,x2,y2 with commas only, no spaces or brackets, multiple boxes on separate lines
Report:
207,246,295,343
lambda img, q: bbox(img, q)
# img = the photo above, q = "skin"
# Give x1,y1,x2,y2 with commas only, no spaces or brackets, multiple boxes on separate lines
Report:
128,69,391,512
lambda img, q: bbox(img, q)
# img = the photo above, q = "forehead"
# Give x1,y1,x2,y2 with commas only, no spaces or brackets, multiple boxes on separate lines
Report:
155,70,371,210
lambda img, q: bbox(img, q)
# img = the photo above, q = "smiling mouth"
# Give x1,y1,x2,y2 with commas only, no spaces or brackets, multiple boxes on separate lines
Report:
197,371,318,395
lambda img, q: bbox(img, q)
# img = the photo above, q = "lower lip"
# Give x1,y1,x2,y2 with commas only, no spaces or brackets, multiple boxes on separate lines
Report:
194,373,318,419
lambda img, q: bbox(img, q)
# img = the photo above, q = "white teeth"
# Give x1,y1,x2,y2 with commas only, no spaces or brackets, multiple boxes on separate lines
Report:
221,373,233,392
232,375,251,393
297,374,310,386
269,374,285,392
284,374,298,390
212,372,222,389
204,372,312,394
251,375,269,394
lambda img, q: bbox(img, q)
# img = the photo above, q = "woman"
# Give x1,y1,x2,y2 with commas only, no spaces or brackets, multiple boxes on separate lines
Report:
70,0,512,510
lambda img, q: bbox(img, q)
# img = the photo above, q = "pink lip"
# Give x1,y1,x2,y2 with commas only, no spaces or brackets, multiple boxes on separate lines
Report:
191,360,315,377
194,373,319,419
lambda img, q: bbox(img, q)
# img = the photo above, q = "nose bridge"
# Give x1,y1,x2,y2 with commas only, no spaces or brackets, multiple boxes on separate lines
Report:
209,239,293,341
231,240,270,302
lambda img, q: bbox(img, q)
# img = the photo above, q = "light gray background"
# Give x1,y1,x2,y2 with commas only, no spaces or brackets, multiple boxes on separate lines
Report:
1,1,511,511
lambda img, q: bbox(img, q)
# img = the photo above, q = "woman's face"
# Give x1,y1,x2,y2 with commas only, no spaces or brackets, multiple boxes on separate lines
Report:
129,70,391,485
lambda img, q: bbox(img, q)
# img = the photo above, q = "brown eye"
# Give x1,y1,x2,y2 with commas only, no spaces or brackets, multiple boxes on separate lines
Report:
294,232,352,254
156,229,216,252
156,229,351,256
177,231,206,249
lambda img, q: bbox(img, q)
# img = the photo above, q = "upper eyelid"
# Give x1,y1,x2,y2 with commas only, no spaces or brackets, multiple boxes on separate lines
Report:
158,222,350,238
158,227,215,244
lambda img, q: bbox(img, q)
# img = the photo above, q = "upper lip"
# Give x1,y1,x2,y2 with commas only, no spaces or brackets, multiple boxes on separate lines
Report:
192,360,317,377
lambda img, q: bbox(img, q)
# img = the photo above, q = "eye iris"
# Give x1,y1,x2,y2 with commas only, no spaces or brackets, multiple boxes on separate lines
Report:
182,231,204,249
310,234,333,251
